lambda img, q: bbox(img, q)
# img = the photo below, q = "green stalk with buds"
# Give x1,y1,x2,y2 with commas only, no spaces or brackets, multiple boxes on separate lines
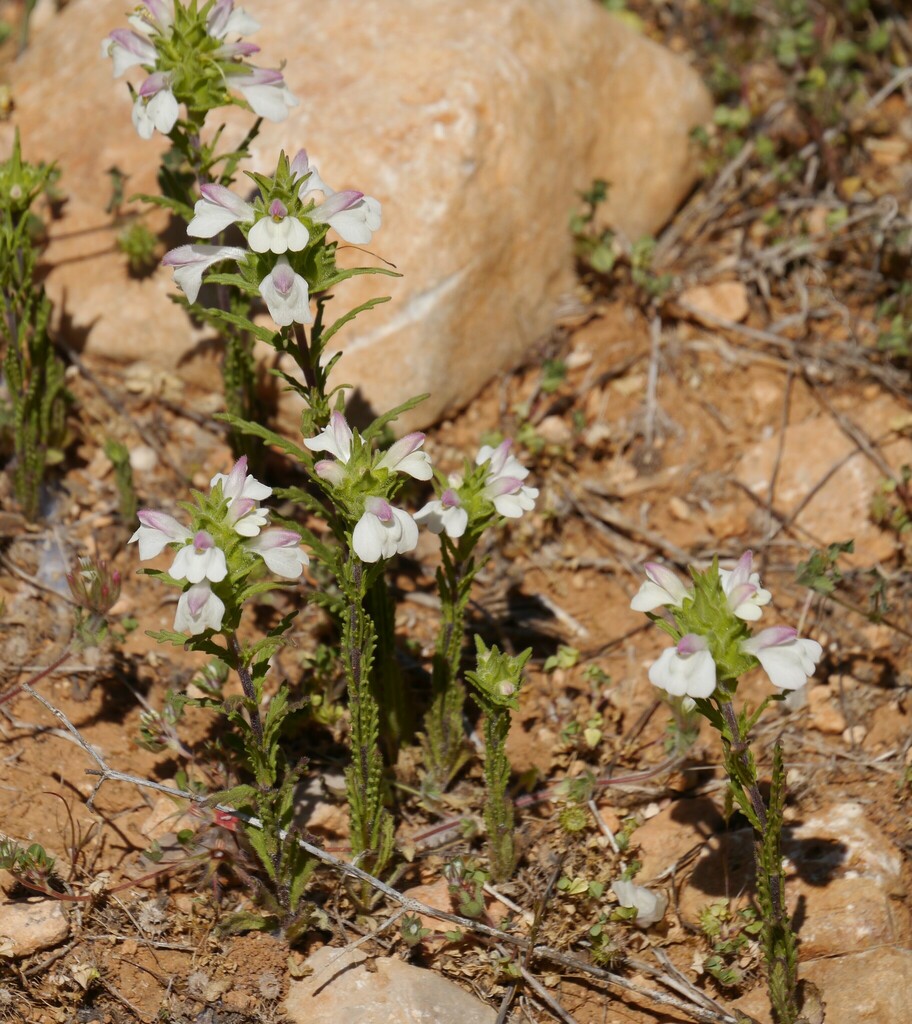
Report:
467,636,531,883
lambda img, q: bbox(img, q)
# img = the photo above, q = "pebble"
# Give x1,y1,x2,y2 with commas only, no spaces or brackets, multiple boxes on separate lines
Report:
129,444,158,472
807,685,847,735
0,898,69,958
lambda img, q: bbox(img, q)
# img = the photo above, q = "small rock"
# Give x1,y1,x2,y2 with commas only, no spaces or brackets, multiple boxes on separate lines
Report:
536,415,573,447
129,445,158,473
668,496,691,521
284,946,496,1024
634,797,725,881
678,281,749,326
842,724,867,746
0,899,69,958
807,685,847,735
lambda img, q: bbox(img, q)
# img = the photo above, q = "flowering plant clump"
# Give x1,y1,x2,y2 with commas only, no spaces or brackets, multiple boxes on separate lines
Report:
162,150,381,328
102,0,296,140
632,552,819,1023
130,455,308,635
632,552,822,703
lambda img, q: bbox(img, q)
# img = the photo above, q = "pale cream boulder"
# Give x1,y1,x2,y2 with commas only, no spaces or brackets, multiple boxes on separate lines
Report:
7,0,711,430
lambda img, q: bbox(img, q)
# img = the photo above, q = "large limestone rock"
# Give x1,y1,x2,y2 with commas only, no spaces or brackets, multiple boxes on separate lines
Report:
7,0,711,430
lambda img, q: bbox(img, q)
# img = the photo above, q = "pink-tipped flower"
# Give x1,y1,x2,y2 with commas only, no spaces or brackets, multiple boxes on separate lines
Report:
245,528,309,578
482,473,538,518
291,150,333,198
742,627,822,690
211,456,272,537
128,1,174,37
352,497,419,563
648,633,717,699
207,0,260,40
130,509,190,559
259,256,312,326
132,71,178,139
477,439,537,518
311,190,382,245
414,489,468,538
187,184,255,238
249,199,309,254
314,460,347,487
304,412,353,463
212,455,273,504
102,28,157,77
376,432,433,480
162,244,248,304
630,562,692,613
170,531,228,584
174,582,225,635
720,551,772,622
228,66,298,122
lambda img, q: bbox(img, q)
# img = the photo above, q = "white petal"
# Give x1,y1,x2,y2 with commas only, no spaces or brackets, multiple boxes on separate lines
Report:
352,513,386,563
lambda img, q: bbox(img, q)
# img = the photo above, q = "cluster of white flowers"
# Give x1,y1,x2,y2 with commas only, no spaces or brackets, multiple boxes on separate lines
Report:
304,416,539,561
632,552,822,700
102,0,297,139
130,456,308,634
414,439,539,539
162,150,381,326
304,412,430,564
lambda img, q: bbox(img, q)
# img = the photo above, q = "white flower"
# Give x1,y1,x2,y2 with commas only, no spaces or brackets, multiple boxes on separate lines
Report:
742,627,822,691
482,475,538,518
376,433,432,481
174,582,225,635
131,72,178,139
476,439,530,481
170,531,228,584
630,562,692,613
129,0,175,37
311,190,382,245
211,456,272,537
258,256,312,326
248,200,309,254
291,149,333,199
228,67,298,122
304,412,353,463
414,489,468,538
245,529,309,578
352,497,419,562
648,634,717,699
211,454,273,503
612,880,668,928
161,243,248,304
720,550,771,622
314,460,347,487
102,28,157,77
477,439,538,518
187,184,255,238
130,508,190,559
207,0,260,39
